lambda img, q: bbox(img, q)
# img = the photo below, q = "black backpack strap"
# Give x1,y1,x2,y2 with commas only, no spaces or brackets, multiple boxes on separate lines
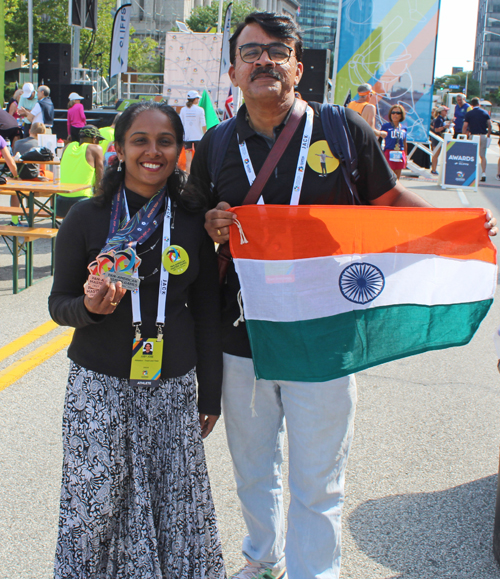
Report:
208,116,238,191
320,103,361,204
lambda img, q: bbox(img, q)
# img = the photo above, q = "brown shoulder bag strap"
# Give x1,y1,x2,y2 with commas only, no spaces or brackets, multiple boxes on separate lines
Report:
241,98,308,205
218,99,308,282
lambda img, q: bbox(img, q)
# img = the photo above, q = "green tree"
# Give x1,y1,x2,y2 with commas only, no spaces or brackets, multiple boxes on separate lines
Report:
187,1,253,33
128,36,161,73
5,0,71,61
80,0,159,75
433,72,479,99
5,0,159,79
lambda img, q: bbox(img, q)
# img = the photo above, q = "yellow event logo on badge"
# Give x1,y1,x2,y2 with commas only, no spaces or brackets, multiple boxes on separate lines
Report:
307,141,339,176
162,245,189,274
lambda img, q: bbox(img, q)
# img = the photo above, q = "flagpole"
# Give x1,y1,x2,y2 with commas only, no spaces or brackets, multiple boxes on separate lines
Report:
217,51,222,113
28,0,33,82
217,2,232,114
217,0,223,33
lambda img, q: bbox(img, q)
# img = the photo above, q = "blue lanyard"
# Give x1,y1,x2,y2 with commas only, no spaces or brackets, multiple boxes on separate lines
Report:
104,185,166,252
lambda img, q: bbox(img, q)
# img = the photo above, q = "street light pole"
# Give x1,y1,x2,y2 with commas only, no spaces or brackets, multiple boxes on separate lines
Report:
28,0,33,82
466,59,486,97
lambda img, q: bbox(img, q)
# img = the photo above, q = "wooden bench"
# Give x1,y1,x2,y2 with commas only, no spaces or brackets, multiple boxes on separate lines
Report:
0,226,58,294
0,207,51,218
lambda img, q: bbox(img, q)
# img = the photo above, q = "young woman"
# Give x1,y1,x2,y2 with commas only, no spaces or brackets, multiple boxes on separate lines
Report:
179,90,206,173
66,92,87,142
0,135,18,178
430,106,451,175
6,88,23,120
49,101,225,579
381,104,408,180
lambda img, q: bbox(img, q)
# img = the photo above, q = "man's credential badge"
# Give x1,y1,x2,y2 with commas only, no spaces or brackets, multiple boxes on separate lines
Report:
162,245,189,275
339,263,385,304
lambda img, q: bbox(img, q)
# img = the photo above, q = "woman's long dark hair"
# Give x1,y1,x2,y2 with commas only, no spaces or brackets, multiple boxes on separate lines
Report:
95,101,206,212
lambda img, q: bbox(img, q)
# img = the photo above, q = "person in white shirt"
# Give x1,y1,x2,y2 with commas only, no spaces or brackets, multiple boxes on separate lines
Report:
21,85,54,131
179,90,206,173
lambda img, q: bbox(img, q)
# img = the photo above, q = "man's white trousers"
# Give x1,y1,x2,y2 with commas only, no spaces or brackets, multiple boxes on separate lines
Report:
222,353,357,579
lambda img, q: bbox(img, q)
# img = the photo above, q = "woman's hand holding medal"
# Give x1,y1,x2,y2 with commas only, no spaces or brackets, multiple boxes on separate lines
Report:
83,247,140,315
84,276,126,315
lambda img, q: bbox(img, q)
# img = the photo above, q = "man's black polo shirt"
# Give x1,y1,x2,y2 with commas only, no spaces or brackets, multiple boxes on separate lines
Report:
190,100,397,359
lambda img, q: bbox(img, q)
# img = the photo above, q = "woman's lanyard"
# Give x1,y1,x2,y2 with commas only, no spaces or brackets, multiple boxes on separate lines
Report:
238,105,314,205
108,187,171,341
392,124,405,151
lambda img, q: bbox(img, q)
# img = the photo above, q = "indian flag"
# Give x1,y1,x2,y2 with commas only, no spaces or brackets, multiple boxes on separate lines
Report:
229,205,497,382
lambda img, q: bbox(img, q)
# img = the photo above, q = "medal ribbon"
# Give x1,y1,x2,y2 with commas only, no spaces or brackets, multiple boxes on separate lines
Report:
103,185,166,252
238,105,314,206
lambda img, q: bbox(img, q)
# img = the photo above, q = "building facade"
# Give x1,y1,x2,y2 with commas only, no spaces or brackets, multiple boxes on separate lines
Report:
297,0,338,50
131,0,299,49
473,0,500,96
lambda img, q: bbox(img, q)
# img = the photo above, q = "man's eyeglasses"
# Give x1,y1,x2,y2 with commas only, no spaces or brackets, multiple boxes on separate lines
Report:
238,43,294,64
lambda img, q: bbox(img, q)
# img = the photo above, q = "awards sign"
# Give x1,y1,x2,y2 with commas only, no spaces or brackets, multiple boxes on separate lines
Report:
442,135,480,191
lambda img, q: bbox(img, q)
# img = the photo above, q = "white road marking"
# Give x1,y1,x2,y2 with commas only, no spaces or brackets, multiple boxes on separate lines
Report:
456,188,470,206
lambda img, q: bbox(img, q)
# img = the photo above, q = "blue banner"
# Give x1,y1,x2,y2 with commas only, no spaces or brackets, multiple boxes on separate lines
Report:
334,0,441,142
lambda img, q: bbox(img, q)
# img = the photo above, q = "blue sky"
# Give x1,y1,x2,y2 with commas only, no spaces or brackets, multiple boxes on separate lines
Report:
434,0,479,77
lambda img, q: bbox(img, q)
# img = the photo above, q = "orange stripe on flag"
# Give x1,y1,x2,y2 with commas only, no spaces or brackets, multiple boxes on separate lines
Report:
229,206,496,264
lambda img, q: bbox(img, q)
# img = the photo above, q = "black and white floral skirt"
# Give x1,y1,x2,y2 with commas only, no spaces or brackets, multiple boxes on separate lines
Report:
54,362,225,579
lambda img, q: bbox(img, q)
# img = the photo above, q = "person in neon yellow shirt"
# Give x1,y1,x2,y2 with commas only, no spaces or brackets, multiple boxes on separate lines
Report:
59,125,104,217
99,113,121,158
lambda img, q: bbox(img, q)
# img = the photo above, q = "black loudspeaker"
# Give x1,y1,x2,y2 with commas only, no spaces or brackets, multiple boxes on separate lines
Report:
70,0,98,31
38,43,72,86
50,84,93,109
298,49,330,104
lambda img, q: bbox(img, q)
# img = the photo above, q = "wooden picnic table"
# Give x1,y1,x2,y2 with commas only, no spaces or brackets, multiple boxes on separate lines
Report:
0,180,89,292
0,158,61,165
0,179,89,227
0,225,58,293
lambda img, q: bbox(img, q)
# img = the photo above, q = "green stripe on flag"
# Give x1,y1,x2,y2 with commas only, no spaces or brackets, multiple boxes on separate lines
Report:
247,300,493,382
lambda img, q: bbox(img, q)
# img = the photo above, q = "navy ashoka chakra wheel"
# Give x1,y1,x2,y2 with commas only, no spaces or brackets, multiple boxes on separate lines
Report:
339,263,385,304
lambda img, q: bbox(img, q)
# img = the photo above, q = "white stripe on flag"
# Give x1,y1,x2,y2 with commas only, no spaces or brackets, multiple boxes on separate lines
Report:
234,253,497,323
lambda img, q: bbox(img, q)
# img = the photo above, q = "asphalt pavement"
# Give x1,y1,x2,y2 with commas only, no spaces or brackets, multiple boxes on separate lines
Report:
1,146,500,578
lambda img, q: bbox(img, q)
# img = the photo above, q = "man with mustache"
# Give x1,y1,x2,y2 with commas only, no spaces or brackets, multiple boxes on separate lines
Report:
189,12,497,579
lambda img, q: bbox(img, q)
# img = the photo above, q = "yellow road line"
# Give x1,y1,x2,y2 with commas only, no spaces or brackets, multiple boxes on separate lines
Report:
0,320,59,364
0,328,73,392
